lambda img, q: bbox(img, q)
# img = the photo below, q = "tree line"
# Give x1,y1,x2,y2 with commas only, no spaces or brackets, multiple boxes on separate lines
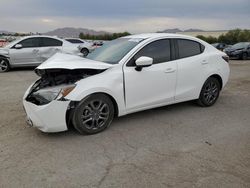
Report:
79,32,131,40
196,29,250,44
0,32,41,37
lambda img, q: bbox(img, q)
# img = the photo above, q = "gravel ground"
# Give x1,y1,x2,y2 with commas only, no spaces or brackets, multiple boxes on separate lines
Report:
0,60,250,188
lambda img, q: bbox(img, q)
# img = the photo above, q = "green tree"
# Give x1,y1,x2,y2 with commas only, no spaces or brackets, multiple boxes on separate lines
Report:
79,31,131,40
197,35,217,44
197,29,250,44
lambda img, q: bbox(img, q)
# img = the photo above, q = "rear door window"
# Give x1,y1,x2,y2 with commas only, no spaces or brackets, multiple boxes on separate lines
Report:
41,38,63,47
66,39,83,44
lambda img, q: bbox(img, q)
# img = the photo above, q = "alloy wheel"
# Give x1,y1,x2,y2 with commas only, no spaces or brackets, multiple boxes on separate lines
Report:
81,100,110,130
203,81,219,104
0,59,8,72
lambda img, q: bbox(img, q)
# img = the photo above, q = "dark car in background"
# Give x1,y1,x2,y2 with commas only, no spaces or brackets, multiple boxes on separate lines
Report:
211,43,229,51
223,42,250,60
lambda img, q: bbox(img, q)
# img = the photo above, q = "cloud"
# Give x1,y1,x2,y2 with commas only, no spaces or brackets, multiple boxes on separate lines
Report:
0,0,249,32
41,19,54,23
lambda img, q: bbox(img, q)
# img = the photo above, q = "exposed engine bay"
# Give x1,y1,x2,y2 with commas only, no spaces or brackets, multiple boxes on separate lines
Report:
35,68,104,88
26,68,105,105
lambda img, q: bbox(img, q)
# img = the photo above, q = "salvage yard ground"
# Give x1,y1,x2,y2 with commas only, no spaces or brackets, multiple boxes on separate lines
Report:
0,60,250,188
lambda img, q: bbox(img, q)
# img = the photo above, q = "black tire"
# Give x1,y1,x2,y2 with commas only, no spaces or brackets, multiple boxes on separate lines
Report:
72,94,114,134
242,52,248,60
197,77,220,107
0,57,10,73
81,48,89,57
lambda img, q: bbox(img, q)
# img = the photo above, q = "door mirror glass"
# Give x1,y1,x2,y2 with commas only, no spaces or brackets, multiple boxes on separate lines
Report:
14,44,22,49
135,56,153,71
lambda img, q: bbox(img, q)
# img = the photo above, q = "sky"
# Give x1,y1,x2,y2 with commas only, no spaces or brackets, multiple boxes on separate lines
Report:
0,0,250,33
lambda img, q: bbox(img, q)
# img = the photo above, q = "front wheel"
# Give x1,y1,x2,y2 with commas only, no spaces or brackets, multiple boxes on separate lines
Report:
72,94,114,134
0,58,10,73
242,52,248,60
197,77,220,107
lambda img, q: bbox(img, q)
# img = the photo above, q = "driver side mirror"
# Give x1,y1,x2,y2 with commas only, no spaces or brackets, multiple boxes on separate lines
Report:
14,44,22,49
135,56,153,71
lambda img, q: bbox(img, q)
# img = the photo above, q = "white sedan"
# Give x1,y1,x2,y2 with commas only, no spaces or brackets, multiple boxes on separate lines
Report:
23,33,230,134
64,38,95,57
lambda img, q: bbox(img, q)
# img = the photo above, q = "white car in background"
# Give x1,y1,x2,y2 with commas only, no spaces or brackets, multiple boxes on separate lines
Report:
0,35,81,72
65,38,95,57
23,33,230,134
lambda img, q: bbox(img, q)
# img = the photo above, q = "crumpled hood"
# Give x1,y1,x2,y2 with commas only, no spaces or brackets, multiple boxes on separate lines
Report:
0,48,9,56
36,53,113,70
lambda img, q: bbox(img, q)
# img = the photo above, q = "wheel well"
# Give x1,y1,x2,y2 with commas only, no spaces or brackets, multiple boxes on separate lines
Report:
209,74,223,90
80,92,119,117
65,92,119,130
0,55,9,60
98,92,119,117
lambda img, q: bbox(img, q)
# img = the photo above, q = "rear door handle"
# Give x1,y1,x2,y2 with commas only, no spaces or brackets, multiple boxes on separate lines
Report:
164,68,176,73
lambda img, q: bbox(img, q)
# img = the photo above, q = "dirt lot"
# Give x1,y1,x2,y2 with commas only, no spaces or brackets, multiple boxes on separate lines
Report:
0,60,250,188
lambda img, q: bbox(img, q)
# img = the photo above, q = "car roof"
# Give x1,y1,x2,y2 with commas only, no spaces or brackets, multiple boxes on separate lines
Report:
20,35,62,40
123,33,197,40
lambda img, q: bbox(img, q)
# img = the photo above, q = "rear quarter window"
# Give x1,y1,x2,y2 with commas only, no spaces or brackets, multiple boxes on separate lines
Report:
177,39,204,59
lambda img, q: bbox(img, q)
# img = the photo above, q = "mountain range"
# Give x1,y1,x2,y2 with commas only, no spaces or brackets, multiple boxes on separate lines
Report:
0,30,14,34
43,27,109,38
1,27,229,37
157,28,205,33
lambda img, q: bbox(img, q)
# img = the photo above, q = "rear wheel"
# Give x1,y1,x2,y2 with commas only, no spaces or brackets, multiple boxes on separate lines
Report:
81,48,89,57
197,77,220,107
72,94,114,134
0,58,10,73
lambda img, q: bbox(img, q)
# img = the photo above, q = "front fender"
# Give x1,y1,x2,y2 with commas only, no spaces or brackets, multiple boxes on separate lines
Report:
65,68,126,116
0,49,10,58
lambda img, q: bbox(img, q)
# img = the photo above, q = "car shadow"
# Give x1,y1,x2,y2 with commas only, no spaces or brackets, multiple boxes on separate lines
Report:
10,67,36,72
37,100,199,138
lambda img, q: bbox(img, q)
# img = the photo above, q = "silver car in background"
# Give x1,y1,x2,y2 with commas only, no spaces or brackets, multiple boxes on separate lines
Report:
0,35,81,72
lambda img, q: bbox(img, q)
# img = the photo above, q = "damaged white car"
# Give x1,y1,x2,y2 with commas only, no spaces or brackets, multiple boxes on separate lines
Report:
0,35,81,72
23,33,230,134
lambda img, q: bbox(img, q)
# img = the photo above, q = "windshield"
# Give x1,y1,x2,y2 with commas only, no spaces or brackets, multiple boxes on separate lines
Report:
87,38,144,64
232,42,249,49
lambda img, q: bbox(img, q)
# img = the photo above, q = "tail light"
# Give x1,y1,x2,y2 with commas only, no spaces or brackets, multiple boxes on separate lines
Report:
222,55,229,63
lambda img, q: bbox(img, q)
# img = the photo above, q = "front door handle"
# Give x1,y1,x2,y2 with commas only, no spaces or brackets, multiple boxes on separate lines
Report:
164,68,175,73
33,49,39,53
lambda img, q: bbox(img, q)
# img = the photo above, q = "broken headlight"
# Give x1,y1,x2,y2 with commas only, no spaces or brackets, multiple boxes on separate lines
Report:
27,85,76,105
